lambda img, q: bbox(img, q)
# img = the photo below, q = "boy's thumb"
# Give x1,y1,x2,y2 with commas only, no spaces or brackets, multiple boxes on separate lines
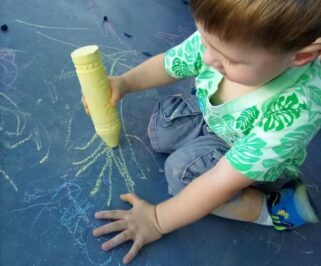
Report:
120,193,138,205
111,96,118,107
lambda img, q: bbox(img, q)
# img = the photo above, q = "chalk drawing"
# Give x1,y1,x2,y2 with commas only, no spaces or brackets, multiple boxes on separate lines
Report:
1,12,177,265
154,25,189,47
71,132,139,206
1,14,166,205
11,180,113,265
0,47,53,191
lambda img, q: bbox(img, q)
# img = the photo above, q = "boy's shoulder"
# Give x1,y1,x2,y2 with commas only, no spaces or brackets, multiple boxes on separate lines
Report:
260,60,321,129
163,31,205,79
276,59,321,111
296,59,321,85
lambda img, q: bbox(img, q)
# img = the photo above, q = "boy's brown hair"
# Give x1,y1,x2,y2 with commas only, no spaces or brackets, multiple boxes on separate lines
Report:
190,0,321,53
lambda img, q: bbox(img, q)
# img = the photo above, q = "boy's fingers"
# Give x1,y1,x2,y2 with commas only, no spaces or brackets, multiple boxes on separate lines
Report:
120,193,139,205
110,98,117,107
123,241,143,264
101,230,132,251
81,96,87,105
110,91,117,105
95,210,126,220
81,97,90,114
93,220,127,237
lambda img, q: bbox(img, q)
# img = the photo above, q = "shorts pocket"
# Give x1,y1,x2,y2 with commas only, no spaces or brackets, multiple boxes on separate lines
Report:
160,94,201,128
179,149,222,184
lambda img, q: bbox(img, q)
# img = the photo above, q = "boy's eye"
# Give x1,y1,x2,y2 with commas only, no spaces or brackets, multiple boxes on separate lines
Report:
227,60,237,65
224,56,237,65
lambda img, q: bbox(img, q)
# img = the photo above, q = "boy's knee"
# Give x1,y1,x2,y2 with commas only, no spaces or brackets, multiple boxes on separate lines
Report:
164,152,188,196
147,101,176,154
164,137,227,196
147,104,163,153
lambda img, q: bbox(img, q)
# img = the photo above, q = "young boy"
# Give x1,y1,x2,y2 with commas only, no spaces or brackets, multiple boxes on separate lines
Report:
86,0,321,264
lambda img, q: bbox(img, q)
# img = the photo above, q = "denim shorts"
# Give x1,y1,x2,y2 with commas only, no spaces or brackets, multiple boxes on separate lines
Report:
147,93,292,196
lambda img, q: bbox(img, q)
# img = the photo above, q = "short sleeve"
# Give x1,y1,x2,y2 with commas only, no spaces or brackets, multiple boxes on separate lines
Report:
164,31,204,79
225,92,321,182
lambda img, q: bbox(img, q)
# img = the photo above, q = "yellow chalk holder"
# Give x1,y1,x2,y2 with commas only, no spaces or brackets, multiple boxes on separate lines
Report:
71,45,121,148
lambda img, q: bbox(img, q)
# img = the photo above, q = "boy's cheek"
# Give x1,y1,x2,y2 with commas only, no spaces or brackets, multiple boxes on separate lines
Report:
226,71,259,87
203,51,221,67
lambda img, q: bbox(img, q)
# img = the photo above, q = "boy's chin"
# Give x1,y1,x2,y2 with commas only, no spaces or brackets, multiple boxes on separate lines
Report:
227,77,265,88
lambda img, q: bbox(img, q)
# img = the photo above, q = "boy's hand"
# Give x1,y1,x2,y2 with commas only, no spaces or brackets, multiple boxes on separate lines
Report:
93,193,163,264
82,75,129,115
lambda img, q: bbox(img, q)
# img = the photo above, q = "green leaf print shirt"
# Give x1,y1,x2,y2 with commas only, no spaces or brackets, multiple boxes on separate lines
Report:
164,31,321,182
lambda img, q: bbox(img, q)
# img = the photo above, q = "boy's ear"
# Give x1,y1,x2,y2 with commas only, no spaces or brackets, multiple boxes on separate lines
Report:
292,41,321,67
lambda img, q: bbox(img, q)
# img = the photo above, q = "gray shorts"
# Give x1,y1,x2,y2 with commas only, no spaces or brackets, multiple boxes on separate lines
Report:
147,93,292,196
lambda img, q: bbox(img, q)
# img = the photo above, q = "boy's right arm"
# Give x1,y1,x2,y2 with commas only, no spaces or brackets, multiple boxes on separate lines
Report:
121,53,177,93
82,53,177,112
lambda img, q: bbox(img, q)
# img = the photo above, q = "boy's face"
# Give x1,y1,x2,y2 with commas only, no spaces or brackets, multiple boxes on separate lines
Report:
197,24,295,87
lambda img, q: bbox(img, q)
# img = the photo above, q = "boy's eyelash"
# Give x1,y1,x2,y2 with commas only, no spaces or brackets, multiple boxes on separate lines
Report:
224,57,237,65
202,38,238,65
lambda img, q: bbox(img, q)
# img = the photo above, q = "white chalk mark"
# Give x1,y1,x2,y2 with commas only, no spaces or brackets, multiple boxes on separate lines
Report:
16,19,90,30
306,183,320,193
103,21,130,49
59,64,68,81
109,54,126,76
298,250,314,255
105,154,113,206
75,134,98,150
74,148,106,177
36,31,79,48
119,100,147,179
293,230,307,240
60,70,76,80
45,80,58,103
90,149,110,196
113,146,135,192
103,50,137,59
0,92,28,136
99,44,135,52
59,64,76,81
118,63,133,70
126,134,162,172
0,47,25,54
0,168,18,191
7,133,32,149
32,127,42,151
19,53,43,72
65,116,73,147
73,142,105,166
39,126,51,164
0,91,22,115
154,31,181,46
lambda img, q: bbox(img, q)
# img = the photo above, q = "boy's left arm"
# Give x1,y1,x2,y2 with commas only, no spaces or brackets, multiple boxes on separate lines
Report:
93,156,253,264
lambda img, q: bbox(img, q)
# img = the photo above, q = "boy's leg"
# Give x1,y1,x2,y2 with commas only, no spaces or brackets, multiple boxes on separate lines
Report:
148,94,319,229
148,93,205,154
265,180,319,230
147,93,269,223
164,133,230,195
164,134,319,227
163,132,267,222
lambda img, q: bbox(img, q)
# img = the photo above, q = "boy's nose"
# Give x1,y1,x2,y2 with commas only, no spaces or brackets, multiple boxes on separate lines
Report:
212,61,224,71
203,50,223,68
